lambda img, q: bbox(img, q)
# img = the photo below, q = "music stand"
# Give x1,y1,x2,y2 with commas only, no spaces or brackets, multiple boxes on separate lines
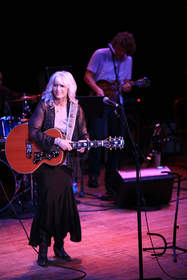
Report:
76,96,104,199
77,96,104,119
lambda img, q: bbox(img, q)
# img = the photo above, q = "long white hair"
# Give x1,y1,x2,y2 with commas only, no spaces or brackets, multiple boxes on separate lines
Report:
42,71,78,106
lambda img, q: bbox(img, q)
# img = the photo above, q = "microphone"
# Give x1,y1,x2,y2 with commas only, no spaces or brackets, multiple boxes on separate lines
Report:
103,97,119,108
108,43,116,55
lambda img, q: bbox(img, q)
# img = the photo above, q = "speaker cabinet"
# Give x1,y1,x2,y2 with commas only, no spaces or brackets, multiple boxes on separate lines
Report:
111,166,174,208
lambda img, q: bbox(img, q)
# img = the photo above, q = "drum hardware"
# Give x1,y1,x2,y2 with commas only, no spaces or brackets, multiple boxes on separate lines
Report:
14,174,36,210
8,93,41,102
0,116,22,139
8,93,41,103
8,92,41,121
0,159,17,213
21,95,32,121
0,160,37,215
142,123,177,168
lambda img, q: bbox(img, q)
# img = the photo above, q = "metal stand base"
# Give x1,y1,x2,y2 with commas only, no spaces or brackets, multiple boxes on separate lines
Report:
77,157,100,200
143,172,187,262
143,239,187,263
77,172,100,199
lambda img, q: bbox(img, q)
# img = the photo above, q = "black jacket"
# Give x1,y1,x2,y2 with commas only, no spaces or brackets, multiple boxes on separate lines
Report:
28,99,89,177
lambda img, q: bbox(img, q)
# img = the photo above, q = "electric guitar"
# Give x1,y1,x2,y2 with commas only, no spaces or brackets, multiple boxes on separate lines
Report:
5,123,124,174
90,77,151,99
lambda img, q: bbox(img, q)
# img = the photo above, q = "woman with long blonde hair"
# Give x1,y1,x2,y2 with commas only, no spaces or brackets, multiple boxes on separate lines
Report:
28,71,88,266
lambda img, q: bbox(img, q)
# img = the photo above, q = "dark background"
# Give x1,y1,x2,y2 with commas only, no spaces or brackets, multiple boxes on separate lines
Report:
0,4,185,123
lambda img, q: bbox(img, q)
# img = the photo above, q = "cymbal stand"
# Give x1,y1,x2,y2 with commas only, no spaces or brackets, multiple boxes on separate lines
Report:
12,173,36,219
77,155,100,199
0,116,6,139
21,93,32,120
143,171,187,262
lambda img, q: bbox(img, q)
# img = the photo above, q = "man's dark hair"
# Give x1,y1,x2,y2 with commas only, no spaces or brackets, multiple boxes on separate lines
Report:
111,32,136,56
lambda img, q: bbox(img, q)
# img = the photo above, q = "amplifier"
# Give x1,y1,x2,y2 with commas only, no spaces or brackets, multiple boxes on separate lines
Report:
111,166,174,208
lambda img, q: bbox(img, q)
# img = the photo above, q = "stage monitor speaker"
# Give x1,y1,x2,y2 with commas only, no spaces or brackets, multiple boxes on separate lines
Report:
111,166,174,209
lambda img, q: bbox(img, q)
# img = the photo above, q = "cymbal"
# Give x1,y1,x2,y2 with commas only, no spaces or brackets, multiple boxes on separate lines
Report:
21,118,29,123
9,94,41,103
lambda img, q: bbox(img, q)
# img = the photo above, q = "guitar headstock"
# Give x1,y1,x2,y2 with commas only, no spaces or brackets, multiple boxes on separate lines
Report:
103,136,124,150
134,77,151,88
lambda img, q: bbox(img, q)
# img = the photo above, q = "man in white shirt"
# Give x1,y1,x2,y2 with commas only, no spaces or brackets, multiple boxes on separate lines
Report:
84,32,136,201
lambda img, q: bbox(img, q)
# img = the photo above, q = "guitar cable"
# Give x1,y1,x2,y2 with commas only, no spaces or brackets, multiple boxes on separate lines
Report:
0,179,87,279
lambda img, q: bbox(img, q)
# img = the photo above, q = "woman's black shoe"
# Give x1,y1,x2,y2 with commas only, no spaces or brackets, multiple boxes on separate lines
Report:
53,246,72,261
37,254,48,266
37,244,48,266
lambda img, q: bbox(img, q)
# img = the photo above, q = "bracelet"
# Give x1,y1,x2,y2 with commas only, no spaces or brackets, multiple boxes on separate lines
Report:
55,138,61,146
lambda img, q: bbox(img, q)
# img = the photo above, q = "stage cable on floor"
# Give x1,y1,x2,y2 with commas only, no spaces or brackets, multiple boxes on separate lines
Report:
78,201,118,212
144,210,187,280
0,180,87,279
0,179,39,255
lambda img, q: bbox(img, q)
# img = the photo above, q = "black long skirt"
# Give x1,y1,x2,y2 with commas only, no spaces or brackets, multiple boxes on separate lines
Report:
29,164,81,247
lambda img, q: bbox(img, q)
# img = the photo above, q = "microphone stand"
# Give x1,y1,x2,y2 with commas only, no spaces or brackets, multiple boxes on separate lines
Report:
117,103,145,280
116,100,161,280
109,46,161,279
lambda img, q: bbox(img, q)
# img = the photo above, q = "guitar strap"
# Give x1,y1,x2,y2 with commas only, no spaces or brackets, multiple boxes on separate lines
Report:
111,52,119,81
66,102,78,141
110,50,123,105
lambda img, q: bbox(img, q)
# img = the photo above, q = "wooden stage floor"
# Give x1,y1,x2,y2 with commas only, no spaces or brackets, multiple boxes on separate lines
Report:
0,155,187,280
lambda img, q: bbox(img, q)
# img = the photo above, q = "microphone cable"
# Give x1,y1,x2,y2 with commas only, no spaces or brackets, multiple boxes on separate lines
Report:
135,171,187,280
144,209,187,280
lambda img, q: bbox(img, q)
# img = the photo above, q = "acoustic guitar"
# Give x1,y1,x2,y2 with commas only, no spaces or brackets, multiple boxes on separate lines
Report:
5,123,124,174
90,77,151,99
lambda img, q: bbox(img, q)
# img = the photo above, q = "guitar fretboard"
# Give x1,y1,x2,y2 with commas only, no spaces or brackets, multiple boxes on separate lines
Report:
71,140,106,149
70,138,123,150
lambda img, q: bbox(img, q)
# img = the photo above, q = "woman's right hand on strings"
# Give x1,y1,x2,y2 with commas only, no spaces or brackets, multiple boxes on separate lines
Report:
55,138,72,151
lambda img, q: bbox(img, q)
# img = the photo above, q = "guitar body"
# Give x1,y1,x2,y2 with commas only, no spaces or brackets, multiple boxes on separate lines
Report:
5,123,64,174
96,80,118,99
90,77,151,99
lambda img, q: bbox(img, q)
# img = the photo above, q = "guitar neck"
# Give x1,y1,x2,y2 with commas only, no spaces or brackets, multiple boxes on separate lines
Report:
70,139,111,150
70,137,124,150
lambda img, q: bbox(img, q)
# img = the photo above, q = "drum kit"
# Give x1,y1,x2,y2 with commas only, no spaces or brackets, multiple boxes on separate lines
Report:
0,93,41,214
